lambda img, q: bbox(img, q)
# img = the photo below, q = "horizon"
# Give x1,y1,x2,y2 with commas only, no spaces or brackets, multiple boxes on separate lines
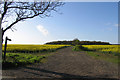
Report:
3,2,118,44
2,39,116,45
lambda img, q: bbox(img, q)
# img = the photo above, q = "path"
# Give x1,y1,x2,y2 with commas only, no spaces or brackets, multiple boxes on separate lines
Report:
2,47,119,80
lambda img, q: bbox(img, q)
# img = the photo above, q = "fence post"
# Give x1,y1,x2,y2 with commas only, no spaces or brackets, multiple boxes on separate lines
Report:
4,37,11,62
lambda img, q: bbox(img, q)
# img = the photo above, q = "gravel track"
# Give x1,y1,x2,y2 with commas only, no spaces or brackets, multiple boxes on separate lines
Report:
2,47,119,80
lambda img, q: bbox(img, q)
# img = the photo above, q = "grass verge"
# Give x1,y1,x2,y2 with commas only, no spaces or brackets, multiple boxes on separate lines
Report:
86,51,119,64
2,45,70,69
2,53,52,69
72,45,119,64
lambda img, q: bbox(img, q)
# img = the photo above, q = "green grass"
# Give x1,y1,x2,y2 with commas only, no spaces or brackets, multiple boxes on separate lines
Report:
2,52,52,69
72,45,120,64
2,44,70,69
72,45,91,51
87,51,119,64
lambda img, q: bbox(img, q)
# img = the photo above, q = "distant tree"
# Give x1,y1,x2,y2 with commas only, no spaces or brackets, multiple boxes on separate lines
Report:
72,38,80,45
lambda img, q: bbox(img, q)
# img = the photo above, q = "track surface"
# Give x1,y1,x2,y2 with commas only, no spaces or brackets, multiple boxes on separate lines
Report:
2,47,119,80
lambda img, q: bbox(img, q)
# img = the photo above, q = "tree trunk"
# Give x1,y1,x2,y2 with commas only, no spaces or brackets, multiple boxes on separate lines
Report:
0,18,2,79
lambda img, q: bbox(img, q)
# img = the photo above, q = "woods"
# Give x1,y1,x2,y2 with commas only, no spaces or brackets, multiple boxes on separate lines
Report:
46,39,110,45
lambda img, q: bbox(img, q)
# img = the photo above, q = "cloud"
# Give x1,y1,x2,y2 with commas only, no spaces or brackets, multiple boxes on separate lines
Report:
37,25,49,36
105,23,118,27
113,24,118,27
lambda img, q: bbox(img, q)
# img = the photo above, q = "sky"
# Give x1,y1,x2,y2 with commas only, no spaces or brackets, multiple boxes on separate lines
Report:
3,2,118,44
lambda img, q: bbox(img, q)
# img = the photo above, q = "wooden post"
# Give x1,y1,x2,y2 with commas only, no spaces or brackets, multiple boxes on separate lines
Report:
0,12,2,79
4,37,11,61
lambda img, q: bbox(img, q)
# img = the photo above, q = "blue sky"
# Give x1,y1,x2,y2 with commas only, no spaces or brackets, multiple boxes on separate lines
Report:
5,2,118,44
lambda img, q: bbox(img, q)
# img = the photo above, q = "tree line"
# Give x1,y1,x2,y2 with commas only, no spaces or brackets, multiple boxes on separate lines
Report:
46,39,110,45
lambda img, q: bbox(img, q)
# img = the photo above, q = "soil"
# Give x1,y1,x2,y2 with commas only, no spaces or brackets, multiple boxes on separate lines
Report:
2,47,119,80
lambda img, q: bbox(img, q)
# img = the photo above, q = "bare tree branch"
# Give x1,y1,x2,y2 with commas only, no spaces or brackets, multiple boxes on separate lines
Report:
1,0,64,37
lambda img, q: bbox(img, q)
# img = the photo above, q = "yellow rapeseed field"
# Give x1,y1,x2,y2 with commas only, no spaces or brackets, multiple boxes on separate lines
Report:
2,44,70,53
83,45,119,53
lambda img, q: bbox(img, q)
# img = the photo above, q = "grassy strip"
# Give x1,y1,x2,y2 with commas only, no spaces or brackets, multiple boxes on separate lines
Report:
86,51,119,64
72,45,93,51
2,53,52,69
3,46,69,69
72,45,119,64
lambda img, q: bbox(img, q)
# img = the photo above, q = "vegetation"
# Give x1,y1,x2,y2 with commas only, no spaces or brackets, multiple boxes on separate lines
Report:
72,38,80,46
83,45,119,55
3,44,119,68
72,45,119,63
2,44,69,69
2,44,69,53
46,39,110,45
72,45,91,51
2,53,47,69
87,51,119,64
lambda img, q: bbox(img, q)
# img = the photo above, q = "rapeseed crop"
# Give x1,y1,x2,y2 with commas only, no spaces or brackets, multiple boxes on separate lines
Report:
83,45,119,54
2,44,70,53
2,44,70,69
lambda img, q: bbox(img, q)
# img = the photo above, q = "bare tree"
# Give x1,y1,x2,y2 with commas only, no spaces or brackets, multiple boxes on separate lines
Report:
0,0,64,41
0,0,64,57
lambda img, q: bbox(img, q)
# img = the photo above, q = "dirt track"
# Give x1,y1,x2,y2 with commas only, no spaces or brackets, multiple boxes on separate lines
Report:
2,47,119,80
